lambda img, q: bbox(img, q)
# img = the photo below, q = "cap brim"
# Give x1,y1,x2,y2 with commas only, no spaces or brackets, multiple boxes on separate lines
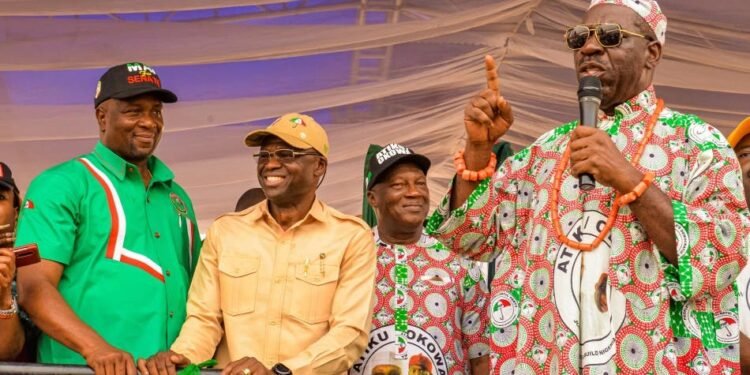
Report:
244,130,310,149
367,154,431,190
728,117,750,148
0,179,17,193
403,154,431,175
111,87,178,104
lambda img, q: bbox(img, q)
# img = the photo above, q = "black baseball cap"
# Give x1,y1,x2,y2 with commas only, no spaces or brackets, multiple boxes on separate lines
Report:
0,162,20,208
0,162,18,193
366,143,431,190
94,62,178,108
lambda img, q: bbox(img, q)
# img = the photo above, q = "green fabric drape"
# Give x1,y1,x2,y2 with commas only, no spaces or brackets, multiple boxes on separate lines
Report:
361,144,384,228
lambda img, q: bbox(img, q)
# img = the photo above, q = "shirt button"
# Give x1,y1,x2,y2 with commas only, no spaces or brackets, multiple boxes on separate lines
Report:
269,320,278,326
166,270,171,277
127,167,134,173
154,232,161,238
274,277,283,284
169,311,174,318
146,197,151,203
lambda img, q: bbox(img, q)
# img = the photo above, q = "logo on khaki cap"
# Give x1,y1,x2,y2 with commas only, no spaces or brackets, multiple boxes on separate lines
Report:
290,116,306,128
244,113,330,158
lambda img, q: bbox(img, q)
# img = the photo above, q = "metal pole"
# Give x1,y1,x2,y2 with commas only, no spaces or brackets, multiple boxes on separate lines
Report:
0,362,222,375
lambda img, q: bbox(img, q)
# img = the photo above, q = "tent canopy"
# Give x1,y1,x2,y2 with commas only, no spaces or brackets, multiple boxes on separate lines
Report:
2,0,749,229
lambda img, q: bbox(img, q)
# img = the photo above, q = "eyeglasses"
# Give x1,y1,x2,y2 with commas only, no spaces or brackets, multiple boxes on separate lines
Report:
564,23,647,50
253,149,319,163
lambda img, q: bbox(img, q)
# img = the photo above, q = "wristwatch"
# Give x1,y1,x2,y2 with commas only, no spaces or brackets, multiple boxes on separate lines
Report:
0,296,18,319
271,363,292,375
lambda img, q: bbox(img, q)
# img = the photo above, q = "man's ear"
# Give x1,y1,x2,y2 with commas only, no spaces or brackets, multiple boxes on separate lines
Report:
366,189,378,210
645,40,662,70
95,103,107,133
313,157,327,178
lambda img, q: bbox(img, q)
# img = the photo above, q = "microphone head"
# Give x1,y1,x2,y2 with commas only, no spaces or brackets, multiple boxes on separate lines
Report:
578,76,602,100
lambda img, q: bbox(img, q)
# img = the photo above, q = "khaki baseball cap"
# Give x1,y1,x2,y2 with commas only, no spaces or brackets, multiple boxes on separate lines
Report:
728,116,750,149
244,113,329,158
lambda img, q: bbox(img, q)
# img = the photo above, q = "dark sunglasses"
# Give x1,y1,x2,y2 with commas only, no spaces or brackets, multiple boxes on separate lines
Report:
253,149,319,164
564,23,647,50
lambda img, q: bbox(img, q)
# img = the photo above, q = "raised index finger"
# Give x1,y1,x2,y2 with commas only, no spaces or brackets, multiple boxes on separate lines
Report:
485,55,500,94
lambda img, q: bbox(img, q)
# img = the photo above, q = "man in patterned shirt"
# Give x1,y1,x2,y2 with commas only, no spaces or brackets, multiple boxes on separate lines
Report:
351,143,490,375
427,0,749,373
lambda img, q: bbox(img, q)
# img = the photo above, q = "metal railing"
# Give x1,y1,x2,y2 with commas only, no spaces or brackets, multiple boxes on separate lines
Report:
0,362,222,374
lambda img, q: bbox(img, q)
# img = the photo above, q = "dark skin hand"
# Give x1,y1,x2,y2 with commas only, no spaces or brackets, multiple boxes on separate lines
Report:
0,248,15,294
470,355,489,375
221,357,273,375
17,260,137,375
137,350,191,375
741,333,750,374
0,226,14,248
568,126,677,265
451,55,513,210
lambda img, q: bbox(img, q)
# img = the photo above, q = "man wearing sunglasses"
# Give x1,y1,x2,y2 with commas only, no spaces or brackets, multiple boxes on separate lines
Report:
427,0,748,373
139,113,376,375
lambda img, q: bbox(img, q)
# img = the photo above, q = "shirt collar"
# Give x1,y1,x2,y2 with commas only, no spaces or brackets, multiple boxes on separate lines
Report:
91,142,174,183
598,85,658,122
307,199,326,222
373,226,429,247
249,197,326,226
373,226,383,245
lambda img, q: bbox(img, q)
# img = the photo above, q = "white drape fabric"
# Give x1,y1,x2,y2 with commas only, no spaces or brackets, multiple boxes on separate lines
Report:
0,1,297,16
2,0,749,229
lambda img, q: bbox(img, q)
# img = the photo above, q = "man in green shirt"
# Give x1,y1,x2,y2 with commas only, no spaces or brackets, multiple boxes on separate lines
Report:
15,62,201,375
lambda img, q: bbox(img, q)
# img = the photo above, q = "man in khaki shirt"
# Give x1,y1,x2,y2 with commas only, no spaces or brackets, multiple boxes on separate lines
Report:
139,113,377,375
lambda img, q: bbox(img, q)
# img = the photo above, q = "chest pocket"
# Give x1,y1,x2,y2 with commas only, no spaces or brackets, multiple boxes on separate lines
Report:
289,259,340,324
218,256,260,316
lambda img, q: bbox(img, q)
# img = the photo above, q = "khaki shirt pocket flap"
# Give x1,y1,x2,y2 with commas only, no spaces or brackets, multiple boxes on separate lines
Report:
219,257,260,277
294,262,339,286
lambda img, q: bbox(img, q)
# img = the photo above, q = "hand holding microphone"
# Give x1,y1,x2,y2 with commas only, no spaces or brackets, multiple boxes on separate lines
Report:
577,76,603,191
569,76,642,194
